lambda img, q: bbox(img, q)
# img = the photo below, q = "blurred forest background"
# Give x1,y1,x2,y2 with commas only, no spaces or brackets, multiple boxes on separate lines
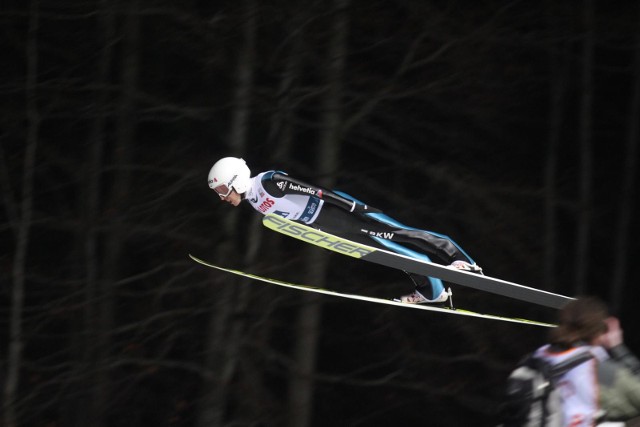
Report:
1,0,639,426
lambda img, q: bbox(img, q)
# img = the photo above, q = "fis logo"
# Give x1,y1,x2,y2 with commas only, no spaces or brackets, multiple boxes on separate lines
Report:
273,210,290,218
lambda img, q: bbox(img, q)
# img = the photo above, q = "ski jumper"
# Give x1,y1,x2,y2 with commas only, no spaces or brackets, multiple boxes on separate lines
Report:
244,171,477,300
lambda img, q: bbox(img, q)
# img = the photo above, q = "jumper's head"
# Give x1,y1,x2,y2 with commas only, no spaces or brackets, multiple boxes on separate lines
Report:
208,157,251,198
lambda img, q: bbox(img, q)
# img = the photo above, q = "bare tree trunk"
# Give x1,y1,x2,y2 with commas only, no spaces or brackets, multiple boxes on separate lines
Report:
543,3,569,292
87,2,139,425
77,1,115,425
287,1,349,426
610,5,640,312
2,2,39,426
197,2,256,426
269,6,305,162
227,0,256,149
317,0,349,179
574,0,595,295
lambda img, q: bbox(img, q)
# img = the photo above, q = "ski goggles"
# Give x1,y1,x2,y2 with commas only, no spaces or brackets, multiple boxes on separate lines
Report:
213,184,233,199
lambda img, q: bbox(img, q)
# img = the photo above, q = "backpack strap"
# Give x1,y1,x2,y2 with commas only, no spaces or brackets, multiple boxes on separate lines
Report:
529,349,594,387
547,350,594,382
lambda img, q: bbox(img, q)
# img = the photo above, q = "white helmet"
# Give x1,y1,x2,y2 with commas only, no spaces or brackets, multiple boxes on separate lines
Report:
208,157,252,197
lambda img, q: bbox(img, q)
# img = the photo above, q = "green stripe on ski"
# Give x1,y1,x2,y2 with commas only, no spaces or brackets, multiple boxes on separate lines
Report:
262,214,573,310
189,254,556,328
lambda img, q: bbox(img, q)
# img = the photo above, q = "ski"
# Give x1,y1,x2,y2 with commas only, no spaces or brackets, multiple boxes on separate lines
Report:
262,214,573,310
189,254,556,328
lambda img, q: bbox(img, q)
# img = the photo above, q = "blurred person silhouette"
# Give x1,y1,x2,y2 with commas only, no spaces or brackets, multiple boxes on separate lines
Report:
208,156,483,304
502,296,640,427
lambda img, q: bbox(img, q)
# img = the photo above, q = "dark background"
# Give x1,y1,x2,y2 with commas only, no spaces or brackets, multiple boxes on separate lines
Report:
1,1,639,426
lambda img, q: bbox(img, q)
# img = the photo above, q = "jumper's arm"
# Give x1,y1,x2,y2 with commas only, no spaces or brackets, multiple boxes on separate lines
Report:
263,172,381,214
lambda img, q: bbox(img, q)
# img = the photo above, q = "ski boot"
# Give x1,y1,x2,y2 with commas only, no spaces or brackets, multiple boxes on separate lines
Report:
448,260,483,275
395,288,452,306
